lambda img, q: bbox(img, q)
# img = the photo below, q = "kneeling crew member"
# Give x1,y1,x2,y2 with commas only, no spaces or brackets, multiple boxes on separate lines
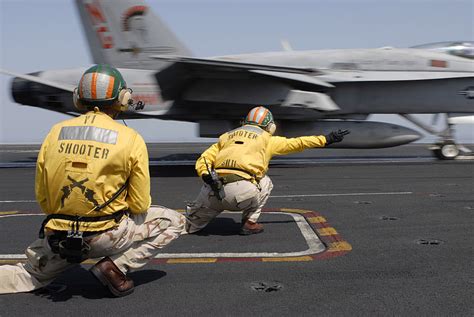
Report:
186,106,349,235
0,65,185,297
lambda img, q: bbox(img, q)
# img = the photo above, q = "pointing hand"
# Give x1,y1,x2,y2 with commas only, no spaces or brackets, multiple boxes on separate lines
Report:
325,129,350,145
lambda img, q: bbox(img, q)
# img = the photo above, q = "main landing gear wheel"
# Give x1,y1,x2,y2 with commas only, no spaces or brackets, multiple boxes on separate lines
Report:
433,143,459,160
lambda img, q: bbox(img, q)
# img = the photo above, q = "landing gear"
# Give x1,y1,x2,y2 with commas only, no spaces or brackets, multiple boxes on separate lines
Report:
400,114,471,160
431,142,459,160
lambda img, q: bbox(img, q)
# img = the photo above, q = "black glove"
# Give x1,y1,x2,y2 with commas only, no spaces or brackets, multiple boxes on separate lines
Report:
202,174,213,185
325,129,350,145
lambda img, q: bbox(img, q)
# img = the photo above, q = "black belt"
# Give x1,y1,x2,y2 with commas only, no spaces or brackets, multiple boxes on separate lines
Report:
38,210,127,239
215,168,259,181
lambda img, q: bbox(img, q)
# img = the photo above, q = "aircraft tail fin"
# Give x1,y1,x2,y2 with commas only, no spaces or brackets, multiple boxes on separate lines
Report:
75,0,191,69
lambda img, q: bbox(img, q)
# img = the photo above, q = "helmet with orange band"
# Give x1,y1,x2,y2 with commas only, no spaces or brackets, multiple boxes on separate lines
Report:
244,106,276,135
73,64,132,112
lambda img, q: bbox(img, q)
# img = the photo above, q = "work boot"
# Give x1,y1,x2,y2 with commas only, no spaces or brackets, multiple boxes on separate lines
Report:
239,220,264,235
90,257,134,297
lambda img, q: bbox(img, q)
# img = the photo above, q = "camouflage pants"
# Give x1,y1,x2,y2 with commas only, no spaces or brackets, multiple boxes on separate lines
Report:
186,175,273,233
0,206,185,294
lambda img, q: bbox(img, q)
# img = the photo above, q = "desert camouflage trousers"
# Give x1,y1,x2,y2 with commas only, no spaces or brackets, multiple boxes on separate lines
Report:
185,175,273,233
0,206,185,294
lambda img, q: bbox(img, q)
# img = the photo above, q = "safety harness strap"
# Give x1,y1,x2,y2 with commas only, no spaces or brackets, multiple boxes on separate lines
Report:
93,179,129,211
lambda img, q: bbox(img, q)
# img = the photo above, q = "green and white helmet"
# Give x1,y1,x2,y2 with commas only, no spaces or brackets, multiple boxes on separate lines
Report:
244,106,274,128
77,64,127,107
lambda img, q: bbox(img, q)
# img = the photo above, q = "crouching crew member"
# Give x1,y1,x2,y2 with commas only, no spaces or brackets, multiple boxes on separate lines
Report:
0,65,185,297
186,106,349,235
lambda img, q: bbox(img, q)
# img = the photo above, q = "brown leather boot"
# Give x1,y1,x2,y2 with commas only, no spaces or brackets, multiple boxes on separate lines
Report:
239,220,264,235
90,257,134,297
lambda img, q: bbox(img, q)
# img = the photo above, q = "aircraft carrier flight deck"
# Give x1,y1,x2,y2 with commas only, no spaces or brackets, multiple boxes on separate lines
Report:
0,143,472,316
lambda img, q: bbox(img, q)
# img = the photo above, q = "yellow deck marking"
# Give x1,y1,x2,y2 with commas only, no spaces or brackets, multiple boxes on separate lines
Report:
317,227,338,236
0,259,26,264
328,241,352,252
262,256,313,262
167,258,218,264
0,211,19,215
307,216,326,223
279,208,308,214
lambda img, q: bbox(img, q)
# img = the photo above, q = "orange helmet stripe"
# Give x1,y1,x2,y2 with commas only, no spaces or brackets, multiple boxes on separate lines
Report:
105,76,115,99
258,108,269,124
91,72,98,99
252,107,260,122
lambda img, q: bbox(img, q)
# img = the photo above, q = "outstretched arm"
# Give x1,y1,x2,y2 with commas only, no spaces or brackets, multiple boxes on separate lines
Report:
269,129,350,156
268,135,327,156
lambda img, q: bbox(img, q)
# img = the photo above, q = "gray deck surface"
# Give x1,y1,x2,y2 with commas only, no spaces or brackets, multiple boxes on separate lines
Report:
0,144,473,316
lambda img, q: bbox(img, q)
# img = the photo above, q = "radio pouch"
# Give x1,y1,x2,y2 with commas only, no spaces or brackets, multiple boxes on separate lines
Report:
58,231,91,263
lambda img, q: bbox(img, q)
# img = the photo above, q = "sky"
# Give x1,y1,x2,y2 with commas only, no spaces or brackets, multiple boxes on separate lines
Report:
0,0,473,144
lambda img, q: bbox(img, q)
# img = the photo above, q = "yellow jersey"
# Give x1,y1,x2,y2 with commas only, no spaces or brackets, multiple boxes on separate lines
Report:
36,109,151,232
196,125,327,180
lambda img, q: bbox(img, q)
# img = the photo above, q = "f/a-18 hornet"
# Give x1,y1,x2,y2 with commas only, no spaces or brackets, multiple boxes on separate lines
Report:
4,0,473,159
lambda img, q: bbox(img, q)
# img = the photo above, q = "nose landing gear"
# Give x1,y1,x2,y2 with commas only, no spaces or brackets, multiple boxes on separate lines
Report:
431,141,459,160
401,113,472,160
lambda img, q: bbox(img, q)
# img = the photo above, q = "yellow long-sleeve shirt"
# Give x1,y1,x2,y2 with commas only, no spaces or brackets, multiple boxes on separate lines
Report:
196,125,327,180
36,110,151,232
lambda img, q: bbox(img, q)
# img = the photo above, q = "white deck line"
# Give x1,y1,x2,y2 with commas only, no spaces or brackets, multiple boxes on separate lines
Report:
0,191,412,203
271,191,412,198
0,212,325,259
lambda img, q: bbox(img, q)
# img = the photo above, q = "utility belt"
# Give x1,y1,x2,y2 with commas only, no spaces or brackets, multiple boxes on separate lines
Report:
38,210,127,239
219,174,246,184
41,210,127,263
216,168,261,183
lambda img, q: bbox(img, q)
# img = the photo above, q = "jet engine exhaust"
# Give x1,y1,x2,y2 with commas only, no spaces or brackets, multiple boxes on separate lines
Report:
11,74,72,110
11,76,38,106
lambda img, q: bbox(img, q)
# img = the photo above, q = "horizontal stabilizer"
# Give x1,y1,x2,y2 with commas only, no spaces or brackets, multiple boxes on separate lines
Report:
0,69,76,92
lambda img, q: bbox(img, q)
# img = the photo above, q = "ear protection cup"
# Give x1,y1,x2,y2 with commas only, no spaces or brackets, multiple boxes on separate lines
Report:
73,87,87,111
266,122,276,135
116,88,132,112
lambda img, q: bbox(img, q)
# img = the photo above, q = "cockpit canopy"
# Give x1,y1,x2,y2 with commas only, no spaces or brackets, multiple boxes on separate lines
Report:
411,41,474,59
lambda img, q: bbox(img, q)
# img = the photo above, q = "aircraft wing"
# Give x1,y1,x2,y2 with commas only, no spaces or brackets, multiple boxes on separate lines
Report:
0,69,76,92
320,70,474,82
152,56,338,111
150,55,324,75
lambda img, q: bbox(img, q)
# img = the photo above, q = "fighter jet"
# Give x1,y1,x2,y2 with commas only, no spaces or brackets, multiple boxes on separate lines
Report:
4,0,474,159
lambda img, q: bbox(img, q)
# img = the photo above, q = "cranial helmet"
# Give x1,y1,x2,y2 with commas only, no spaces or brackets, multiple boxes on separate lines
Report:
73,64,132,112
244,106,276,134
